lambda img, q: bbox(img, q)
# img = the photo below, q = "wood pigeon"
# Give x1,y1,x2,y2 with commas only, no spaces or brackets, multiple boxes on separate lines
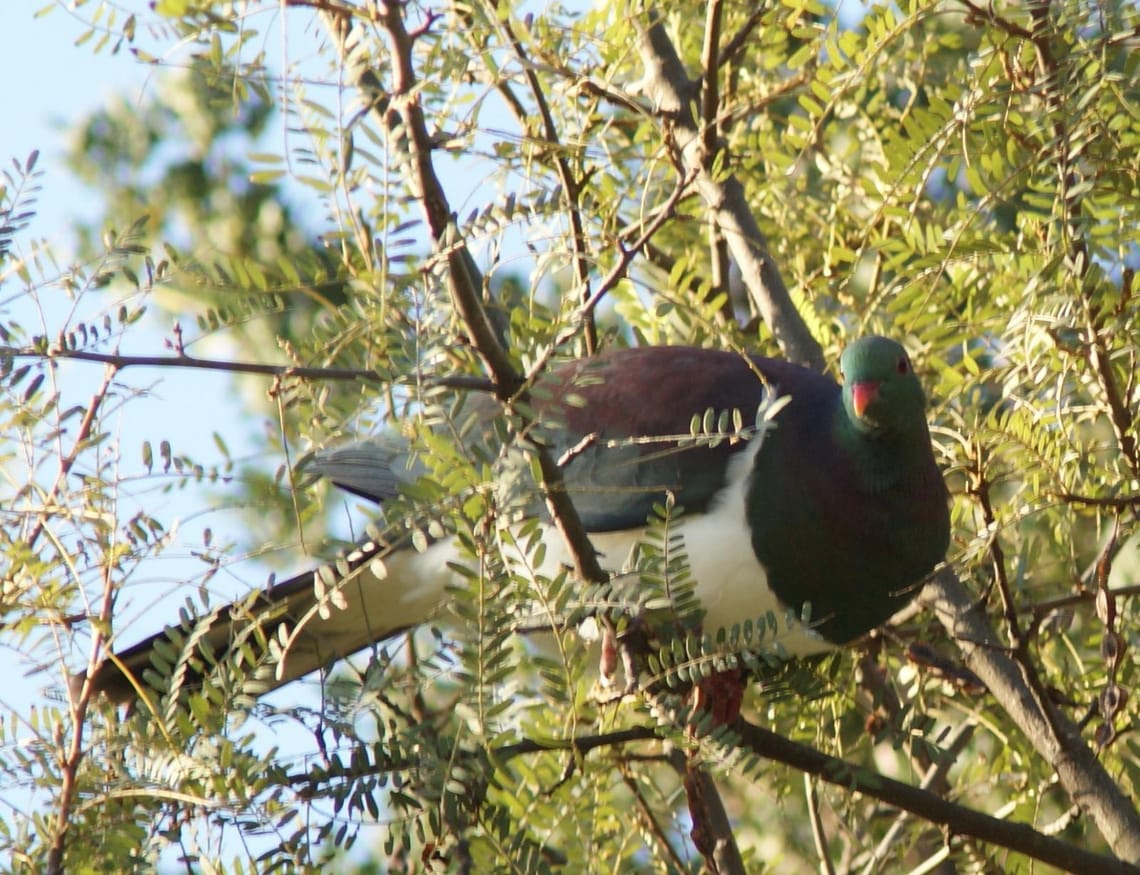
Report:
85,337,950,702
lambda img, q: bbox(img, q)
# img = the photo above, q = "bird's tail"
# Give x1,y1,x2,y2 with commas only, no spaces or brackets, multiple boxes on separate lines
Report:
78,533,452,704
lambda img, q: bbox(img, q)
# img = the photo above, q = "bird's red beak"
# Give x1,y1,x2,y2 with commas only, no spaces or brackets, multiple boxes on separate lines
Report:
851,381,880,419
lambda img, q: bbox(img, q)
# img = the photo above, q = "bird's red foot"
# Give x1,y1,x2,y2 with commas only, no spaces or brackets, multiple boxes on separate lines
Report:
691,667,745,725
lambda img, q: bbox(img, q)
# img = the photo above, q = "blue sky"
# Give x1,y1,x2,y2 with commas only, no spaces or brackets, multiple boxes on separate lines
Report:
1,6,375,861
0,7,362,636
1,5,264,547
2,6,150,235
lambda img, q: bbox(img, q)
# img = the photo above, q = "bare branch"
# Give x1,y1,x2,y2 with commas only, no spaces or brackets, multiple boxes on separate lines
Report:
673,748,746,875
733,715,1140,875
1053,491,1140,509
320,4,609,586
922,568,1140,862
573,167,696,325
634,16,824,370
717,7,768,68
699,0,724,162
1027,583,1140,618
804,773,837,875
2,344,384,383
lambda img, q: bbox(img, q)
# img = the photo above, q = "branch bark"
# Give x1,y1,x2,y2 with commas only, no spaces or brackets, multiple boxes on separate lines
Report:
634,16,824,371
287,719,1137,873
2,344,384,383
732,717,1140,875
922,568,1140,863
320,5,608,590
672,748,746,875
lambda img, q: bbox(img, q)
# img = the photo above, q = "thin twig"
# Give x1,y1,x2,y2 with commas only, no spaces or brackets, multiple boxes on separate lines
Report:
717,6,768,68
968,445,1065,744
698,0,736,325
863,719,978,872
573,167,697,324
619,764,690,871
26,364,117,551
3,345,382,383
2,344,500,393
485,2,597,353
1027,584,1140,618
1052,491,1140,509
805,773,837,875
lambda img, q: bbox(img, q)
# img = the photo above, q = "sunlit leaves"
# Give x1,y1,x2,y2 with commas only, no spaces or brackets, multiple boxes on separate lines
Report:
4,0,1140,869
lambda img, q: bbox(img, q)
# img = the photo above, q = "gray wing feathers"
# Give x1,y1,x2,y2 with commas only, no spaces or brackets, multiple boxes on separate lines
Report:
308,434,424,505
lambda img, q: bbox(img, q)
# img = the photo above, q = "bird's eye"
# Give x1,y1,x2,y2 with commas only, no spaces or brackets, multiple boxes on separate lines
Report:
897,356,910,374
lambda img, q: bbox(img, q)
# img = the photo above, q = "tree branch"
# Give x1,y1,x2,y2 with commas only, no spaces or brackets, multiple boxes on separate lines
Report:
634,14,1140,865
673,748,746,875
286,716,1135,873
44,366,120,875
1053,490,1140,509
321,4,609,587
571,167,696,327
921,568,1140,863
732,716,1140,875
634,16,824,370
487,3,598,352
717,7,768,68
2,344,384,383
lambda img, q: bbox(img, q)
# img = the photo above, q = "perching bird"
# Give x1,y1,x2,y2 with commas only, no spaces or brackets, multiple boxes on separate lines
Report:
84,336,950,702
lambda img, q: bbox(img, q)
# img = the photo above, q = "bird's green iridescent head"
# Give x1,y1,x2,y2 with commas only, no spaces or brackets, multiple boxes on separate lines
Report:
839,336,928,435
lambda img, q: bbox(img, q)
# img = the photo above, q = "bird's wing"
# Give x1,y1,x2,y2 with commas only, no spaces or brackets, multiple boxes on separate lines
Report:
517,346,779,531
308,347,782,532
308,433,421,504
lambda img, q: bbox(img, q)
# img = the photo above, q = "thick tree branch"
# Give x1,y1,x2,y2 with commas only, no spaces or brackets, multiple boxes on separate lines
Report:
672,748,746,875
287,717,1134,873
634,17,824,371
698,0,737,326
733,716,1139,875
321,6,609,587
921,568,1140,863
698,0,724,162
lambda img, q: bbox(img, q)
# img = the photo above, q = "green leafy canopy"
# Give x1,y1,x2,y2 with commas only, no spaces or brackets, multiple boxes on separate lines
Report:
2,0,1139,871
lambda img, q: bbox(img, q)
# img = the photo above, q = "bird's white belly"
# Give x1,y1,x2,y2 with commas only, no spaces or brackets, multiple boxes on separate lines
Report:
512,437,831,658
532,516,831,659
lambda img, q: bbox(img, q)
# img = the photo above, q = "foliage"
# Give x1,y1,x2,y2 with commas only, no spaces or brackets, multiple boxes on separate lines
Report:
2,0,1139,872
